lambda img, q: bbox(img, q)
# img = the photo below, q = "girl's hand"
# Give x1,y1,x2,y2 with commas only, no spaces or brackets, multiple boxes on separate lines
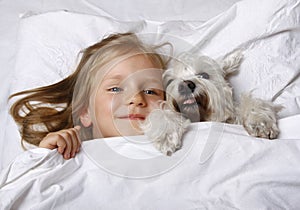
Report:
39,126,81,159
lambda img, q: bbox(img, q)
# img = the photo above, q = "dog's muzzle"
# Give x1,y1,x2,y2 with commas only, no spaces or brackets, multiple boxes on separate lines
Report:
178,80,196,95
177,80,198,106
173,80,209,122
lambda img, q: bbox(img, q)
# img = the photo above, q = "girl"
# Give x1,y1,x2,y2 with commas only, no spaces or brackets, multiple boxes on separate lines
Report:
9,32,167,159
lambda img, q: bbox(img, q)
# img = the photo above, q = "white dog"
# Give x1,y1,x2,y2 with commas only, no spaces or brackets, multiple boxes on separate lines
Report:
142,51,282,155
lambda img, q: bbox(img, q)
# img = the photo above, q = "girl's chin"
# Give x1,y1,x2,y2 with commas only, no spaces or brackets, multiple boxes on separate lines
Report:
94,123,144,138
117,124,144,137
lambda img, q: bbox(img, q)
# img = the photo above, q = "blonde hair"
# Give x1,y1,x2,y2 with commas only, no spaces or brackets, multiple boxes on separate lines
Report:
9,32,167,146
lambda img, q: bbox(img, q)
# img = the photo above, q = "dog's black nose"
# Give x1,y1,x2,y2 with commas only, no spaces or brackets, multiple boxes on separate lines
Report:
178,80,196,94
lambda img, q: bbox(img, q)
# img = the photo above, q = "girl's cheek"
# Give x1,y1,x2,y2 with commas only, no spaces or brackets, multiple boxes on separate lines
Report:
111,94,122,106
147,98,162,109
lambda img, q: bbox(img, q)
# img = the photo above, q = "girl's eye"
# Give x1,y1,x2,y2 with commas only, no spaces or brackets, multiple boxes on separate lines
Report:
144,89,157,95
108,87,123,93
198,72,209,79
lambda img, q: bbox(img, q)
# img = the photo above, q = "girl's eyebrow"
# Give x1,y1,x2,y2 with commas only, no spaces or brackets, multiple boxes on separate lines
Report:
103,78,162,86
103,74,123,81
144,78,163,86
100,77,121,87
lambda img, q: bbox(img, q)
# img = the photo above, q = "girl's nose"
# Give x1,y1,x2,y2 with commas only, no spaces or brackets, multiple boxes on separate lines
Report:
128,92,147,107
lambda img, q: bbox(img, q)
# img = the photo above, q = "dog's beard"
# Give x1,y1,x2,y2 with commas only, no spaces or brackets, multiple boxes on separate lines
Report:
171,92,210,122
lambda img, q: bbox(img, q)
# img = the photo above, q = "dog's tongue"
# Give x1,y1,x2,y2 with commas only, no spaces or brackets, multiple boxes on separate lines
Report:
183,98,196,105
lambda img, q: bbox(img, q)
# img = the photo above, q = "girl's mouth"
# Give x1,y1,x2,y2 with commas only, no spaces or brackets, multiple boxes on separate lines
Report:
118,114,146,120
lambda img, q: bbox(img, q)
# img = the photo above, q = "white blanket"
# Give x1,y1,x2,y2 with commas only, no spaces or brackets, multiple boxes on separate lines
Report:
1,119,300,209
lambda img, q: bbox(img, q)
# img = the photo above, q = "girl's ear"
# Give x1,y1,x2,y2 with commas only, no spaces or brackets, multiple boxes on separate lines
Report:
80,110,92,127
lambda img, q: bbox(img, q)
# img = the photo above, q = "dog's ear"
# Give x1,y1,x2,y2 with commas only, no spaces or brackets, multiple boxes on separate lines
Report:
219,50,243,75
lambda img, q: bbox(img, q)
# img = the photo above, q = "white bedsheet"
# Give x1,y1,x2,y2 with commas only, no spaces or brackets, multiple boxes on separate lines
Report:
1,120,300,209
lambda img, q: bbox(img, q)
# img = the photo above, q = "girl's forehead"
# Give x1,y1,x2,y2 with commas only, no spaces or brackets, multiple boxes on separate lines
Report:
103,54,162,80
102,69,164,86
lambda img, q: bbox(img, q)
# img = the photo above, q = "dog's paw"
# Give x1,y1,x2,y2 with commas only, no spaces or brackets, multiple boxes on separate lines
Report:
238,94,283,139
243,117,280,139
153,131,183,156
141,108,190,156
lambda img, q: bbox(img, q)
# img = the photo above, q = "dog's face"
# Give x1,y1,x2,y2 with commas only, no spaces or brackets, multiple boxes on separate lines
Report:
163,52,242,122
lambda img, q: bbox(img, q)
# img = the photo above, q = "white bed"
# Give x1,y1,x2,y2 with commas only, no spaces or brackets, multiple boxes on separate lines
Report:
1,0,300,209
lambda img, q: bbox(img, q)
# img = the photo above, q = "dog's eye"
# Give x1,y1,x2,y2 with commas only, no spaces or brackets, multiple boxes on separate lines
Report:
198,73,209,79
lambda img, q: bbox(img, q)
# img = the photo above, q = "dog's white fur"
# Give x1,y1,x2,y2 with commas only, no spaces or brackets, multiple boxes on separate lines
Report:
141,51,282,155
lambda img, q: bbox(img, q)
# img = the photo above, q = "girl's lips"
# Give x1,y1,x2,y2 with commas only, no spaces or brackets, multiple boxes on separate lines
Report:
118,114,146,120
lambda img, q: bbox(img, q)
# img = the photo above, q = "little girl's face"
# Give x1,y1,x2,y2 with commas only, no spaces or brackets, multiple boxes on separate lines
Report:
81,54,165,138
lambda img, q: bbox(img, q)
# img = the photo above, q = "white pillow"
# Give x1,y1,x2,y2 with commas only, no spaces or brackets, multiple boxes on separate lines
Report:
83,0,241,22
10,0,300,119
